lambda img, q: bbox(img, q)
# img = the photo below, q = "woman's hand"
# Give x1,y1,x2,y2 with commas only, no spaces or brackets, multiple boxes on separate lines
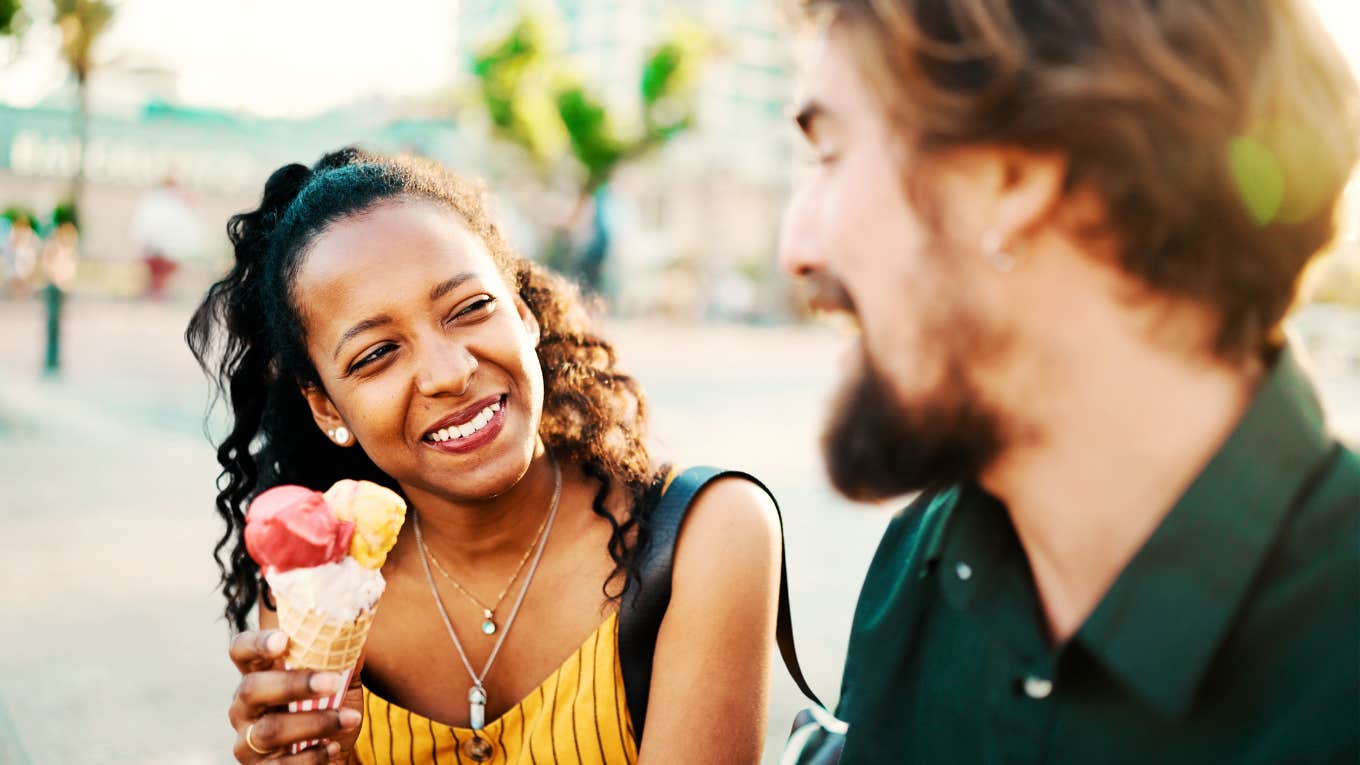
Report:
228,629,365,764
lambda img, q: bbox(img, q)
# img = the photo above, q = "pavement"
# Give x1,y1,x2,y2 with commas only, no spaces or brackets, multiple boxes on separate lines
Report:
0,295,1357,765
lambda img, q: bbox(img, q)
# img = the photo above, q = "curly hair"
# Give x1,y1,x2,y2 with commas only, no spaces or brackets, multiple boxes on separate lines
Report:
187,148,660,632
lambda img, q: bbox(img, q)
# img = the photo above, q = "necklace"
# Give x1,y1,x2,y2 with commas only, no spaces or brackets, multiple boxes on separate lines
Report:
424,498,551,636
414,456,562,763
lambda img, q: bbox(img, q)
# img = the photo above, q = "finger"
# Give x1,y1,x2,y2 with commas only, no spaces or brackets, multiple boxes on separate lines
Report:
231,670,345,725
229,630,289,675
238,709,357,756
232,737,335,765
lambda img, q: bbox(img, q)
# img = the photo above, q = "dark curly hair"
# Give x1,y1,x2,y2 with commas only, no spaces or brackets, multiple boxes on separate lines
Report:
187,148,661,632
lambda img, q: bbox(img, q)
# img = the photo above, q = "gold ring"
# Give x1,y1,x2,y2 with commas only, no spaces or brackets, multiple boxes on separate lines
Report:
244,722,272,756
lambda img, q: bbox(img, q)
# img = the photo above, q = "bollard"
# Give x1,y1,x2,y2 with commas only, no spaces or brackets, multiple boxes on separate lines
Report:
43,283,62,377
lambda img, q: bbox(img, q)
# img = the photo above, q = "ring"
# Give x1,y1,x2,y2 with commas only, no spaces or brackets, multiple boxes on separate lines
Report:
244,722,272,755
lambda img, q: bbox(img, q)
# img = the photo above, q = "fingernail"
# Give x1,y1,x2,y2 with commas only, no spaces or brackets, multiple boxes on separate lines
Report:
339,708,362,729
327,741,342,757
265,631,288,654
310,673,341,694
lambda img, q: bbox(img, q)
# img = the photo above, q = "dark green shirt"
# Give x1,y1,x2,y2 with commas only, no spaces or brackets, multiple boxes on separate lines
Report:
838,349,1360,764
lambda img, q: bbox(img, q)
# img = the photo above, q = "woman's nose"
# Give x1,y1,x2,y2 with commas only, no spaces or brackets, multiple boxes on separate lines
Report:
415,341,478,398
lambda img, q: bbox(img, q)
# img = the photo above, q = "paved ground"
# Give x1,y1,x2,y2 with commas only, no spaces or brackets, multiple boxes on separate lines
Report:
1,296,1357,765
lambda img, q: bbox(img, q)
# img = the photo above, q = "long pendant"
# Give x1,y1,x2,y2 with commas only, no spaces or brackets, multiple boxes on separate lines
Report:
464,686,493,762
468,685,487,730
481,608,497,635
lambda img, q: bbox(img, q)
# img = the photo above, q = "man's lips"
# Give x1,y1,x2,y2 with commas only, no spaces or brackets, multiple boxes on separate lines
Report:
421,394,506,442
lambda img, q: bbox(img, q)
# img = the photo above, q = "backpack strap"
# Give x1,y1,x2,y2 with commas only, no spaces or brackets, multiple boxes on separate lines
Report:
618,466,823,747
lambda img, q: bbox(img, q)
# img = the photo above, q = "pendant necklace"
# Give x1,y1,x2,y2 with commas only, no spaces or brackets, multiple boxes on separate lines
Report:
423,492,551,636
414,456,562,763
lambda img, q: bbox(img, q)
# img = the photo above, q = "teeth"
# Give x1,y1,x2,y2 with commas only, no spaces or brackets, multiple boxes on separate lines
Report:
427,402,501,442
815,309,861,336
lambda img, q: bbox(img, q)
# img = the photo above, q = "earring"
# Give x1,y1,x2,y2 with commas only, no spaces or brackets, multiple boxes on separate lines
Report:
981,231,1017,273
328,426,352,446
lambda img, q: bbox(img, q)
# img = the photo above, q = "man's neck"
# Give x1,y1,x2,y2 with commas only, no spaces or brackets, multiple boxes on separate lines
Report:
979,321,1264,646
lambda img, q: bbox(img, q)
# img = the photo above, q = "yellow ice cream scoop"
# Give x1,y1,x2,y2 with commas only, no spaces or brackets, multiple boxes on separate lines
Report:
324,479,407,569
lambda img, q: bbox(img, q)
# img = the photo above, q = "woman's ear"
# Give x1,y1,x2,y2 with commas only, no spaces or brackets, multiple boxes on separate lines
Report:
515,296,541,347
300,382,354,447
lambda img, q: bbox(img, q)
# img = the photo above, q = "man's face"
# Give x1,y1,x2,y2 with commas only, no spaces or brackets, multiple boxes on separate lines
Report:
779,23,1008,501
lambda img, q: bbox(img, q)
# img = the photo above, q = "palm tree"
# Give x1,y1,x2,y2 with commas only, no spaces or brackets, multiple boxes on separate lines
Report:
52,0,114,218
470,14,709,292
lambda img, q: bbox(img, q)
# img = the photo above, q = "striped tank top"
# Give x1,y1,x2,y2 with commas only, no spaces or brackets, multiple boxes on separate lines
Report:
355,612,637,764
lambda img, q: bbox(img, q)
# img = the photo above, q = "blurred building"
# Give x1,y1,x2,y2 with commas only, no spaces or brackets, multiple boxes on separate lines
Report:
0,73,461,295
459,0,797,318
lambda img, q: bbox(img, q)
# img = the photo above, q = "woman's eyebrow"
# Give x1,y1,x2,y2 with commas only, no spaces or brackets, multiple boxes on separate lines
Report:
333,315,393,361
429,271,478,302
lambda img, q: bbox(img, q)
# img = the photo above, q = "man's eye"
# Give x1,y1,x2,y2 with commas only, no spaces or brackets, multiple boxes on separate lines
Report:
351,344,395,372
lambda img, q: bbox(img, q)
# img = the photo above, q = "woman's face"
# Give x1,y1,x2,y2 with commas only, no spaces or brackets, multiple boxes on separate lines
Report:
292,198,545,502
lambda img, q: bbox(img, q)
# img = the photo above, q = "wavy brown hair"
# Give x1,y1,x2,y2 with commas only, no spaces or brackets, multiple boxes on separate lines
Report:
187,148,660,632
801,0,1360,361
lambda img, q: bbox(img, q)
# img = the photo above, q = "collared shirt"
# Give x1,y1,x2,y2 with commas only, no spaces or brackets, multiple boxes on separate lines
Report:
837,348,1360,764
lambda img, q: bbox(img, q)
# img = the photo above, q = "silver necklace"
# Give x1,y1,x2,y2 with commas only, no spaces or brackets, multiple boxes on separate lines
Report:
413,456,562,760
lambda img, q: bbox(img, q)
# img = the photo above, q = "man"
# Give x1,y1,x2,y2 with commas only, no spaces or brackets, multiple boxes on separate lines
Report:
779,1,1359,762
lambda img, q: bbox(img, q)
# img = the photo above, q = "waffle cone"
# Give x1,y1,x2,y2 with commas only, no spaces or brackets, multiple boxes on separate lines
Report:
276,597,376,672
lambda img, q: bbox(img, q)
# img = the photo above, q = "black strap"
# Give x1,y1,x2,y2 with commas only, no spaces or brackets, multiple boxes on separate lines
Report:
617,466,822,747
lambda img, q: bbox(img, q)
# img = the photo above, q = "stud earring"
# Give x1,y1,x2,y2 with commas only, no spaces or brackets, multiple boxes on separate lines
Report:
328,426,352,446
981,231,1017,273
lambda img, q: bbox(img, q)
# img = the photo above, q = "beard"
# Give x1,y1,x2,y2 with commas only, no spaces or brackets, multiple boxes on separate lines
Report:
823,344,1005,502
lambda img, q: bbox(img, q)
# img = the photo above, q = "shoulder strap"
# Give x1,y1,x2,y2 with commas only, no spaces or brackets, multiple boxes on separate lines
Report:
617,466,823,747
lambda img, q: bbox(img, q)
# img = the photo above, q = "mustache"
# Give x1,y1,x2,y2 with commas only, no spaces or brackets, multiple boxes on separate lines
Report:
798,271,856,314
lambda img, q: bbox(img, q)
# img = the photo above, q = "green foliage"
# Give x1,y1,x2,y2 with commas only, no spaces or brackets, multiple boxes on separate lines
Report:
468,12,710,193
0,0,23,36
52,199,78,229
2,205,36,228
556,85,625,191
52,0,114,81
470,16,567,168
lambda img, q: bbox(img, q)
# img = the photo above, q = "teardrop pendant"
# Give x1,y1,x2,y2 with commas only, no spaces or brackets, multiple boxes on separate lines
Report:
481,608,497,635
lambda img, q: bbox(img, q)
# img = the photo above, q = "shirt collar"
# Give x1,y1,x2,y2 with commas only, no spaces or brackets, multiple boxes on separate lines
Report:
1076,345,1338,718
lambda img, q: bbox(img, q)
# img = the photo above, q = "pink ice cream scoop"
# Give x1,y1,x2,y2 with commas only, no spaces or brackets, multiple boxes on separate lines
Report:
245,485,355,573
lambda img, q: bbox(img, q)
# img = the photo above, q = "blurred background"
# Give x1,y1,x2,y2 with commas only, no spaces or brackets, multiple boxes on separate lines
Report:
0,1,1357,763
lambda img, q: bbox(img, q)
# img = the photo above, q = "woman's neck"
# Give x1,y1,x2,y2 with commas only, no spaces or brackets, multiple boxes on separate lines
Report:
397,447,561,567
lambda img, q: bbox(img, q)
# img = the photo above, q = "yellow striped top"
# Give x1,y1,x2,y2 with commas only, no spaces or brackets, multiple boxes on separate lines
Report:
355,612,637,765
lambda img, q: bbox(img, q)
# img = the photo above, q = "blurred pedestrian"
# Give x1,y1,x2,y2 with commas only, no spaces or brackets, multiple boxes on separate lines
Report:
132,175,203,299
779,1,1360,762
189,149,782,764
3,208,40,295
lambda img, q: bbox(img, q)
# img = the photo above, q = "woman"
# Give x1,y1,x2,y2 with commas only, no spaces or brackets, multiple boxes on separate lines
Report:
188,149,781,764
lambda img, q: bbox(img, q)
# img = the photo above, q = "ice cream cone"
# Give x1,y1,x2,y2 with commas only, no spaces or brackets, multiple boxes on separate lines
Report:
276,596,376,752
276,596,376,672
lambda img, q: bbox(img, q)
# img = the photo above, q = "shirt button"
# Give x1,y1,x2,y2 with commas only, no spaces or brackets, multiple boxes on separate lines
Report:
955,562,973,581
1022,676,1053,699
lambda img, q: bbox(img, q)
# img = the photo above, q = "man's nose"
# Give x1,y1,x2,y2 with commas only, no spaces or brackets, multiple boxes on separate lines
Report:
415,341,477,398
777,185,824,278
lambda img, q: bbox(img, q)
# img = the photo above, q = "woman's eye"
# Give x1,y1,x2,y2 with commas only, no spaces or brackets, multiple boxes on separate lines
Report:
350,344,395,372
451,295,498,321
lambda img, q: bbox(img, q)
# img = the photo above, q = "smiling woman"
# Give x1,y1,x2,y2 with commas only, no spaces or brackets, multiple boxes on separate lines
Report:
186,149,782,765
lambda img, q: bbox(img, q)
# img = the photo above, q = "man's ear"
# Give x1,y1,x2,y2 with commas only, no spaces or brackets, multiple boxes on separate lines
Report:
300,382,352,446
992,147,1067,246
515,296,541,347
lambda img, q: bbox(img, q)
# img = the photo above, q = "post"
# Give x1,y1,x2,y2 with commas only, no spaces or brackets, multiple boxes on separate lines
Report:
43,282,62,377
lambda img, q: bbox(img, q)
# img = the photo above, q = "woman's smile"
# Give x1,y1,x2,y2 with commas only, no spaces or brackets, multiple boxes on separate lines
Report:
420,394,508,454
